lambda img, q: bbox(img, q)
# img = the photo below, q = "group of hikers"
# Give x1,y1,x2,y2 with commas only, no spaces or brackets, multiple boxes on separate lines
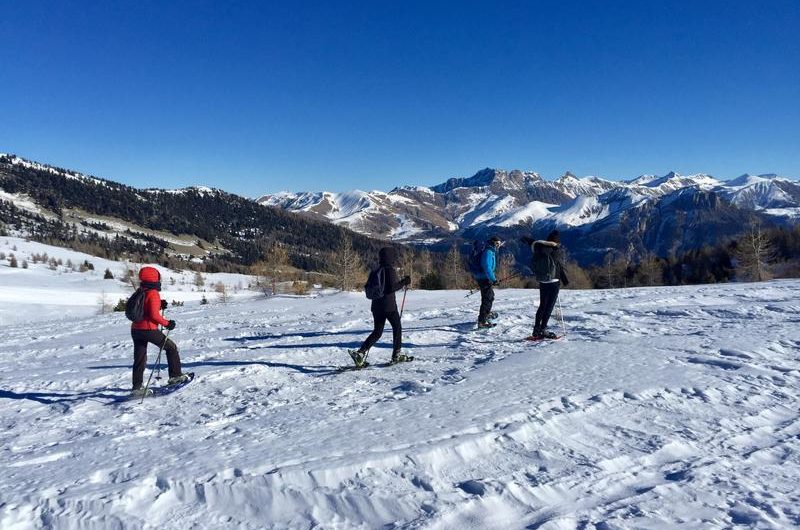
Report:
126,230,569,396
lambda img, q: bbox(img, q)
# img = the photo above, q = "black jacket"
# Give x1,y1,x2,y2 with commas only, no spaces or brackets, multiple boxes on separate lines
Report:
371,247,405,313
531,239,570,286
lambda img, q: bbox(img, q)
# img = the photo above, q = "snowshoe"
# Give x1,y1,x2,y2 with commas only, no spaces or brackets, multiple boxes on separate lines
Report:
130,387,154,398
487,311,498,321
476,321,496,329
347,349,368,368
525,331,562,341
166,373,192,386
156,372,195,395
390,353,414,364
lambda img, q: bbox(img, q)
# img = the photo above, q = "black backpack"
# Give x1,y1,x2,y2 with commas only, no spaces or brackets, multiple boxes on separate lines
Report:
364,267,386,300
468,241,487,276
125,288,146,322
532,246,557,282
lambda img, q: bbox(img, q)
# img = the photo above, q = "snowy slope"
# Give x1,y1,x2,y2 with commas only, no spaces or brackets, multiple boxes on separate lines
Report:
0,237,259,325
1,269,799,528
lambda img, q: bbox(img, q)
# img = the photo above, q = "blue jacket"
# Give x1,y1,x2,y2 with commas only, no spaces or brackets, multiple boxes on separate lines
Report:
474,247,497,283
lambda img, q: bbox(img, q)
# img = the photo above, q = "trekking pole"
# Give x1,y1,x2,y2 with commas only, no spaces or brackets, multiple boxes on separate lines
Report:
501,271,522,283
155,306,168,380
465,271,522,297
557,295,567,338
140,329,171,404
400,286,408,319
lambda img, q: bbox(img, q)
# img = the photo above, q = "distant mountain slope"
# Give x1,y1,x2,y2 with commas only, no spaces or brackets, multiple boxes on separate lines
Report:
260,167,800,264
0,154,401,271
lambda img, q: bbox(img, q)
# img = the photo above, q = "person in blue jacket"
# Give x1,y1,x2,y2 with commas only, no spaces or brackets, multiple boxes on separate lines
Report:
473,235,503,328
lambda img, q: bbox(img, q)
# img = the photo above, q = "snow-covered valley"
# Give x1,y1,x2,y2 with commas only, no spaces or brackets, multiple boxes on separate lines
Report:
1,240,799,529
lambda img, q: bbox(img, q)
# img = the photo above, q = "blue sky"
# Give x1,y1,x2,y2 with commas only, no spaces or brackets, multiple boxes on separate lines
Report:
1,0,798,196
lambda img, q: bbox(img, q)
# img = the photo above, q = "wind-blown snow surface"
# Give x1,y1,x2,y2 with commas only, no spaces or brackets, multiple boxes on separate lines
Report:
2,282,800,529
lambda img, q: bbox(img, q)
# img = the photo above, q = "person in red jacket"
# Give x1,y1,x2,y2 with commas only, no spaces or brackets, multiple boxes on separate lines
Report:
130,266,188,396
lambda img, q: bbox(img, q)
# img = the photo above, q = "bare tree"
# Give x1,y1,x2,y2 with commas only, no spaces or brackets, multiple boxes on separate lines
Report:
399,250,416,288
496,253,523,287
735,219,777,282
443,244,467,289
634,253,663,286
123,262,141,289
332,236,364,291
215,282,229,303
254,242,290,296
603,250,628,288
98,290,113,314
417,248,433,277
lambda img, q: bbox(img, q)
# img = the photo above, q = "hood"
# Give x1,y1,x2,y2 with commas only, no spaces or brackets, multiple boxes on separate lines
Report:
378,247,397,266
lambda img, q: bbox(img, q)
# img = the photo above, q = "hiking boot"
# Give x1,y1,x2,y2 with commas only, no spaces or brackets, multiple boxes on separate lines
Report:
166,374,190,386
131,386,154,398
541,330,559,339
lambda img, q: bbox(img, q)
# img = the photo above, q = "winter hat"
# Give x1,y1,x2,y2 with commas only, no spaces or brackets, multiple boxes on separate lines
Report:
139,266,162,291
488,235,502,245
546,230,560,243
139,266,161,283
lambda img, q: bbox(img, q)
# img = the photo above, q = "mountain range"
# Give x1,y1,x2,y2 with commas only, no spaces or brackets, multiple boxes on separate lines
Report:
259,168,800,264
3,153,798,269
0,154,402,273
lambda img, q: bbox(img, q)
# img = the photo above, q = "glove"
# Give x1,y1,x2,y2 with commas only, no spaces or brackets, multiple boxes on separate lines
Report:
165,320,176,331
160,300,168,310
401,276,411,287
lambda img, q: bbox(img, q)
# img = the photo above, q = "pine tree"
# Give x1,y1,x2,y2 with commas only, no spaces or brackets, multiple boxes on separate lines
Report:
104,268,114,279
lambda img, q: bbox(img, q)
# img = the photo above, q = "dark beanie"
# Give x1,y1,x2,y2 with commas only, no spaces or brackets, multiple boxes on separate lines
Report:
547,230,560,243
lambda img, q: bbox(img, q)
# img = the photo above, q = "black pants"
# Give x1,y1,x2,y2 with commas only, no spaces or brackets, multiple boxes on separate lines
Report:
131,329,181,388
535,281,560,332
478,280,495,323
360,309,402,354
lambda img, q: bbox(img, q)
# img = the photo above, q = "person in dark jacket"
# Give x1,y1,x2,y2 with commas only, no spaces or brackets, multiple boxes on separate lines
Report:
130,266,189,396
473,235,503,328
350,247,411,367
523,230,569,339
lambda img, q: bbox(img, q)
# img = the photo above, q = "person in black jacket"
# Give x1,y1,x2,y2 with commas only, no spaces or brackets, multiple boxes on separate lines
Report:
350,247,411,367
523,230,569,339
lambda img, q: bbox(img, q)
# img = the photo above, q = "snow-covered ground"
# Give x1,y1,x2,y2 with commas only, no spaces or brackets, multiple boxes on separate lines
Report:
0,237,259,325
1,247,799,528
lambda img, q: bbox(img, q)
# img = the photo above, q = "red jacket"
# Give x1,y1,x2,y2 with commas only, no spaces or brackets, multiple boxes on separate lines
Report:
131,289,170,330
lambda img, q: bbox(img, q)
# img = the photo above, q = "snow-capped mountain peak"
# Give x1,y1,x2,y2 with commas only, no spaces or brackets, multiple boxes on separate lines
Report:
258,167,799,256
